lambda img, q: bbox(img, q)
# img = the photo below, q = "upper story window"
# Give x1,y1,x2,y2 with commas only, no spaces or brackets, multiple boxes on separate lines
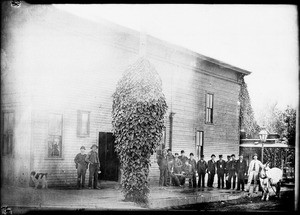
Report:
205,93,214,124
77,110,90,137
48,113,63,158
1,111,14,156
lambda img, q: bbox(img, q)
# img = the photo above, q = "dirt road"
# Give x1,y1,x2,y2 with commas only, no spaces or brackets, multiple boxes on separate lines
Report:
168,190,295,211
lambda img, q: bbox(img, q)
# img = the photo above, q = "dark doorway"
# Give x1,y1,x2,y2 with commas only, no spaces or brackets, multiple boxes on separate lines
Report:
98,132,119,181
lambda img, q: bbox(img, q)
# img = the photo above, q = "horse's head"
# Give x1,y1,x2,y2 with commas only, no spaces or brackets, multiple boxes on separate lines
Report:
260,162,270,179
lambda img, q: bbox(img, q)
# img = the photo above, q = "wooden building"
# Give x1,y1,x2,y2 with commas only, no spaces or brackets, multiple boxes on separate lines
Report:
1,3,251,187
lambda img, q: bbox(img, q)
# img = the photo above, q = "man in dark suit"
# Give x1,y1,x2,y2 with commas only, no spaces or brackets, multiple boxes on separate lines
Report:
207,154,216,187
157,149,168,187
196,154,207,188
227,154,237,190
225,155,231,189
216,155,226,189
188,153,197,188
236,154,247,191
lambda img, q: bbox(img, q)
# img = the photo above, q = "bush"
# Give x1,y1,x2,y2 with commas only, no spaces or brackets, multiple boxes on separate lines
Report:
112,58,167,205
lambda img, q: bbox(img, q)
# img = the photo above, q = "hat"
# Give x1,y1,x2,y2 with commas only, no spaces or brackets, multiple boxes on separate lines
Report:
211,154,216,158
219,155,223,158
253,153,258,157
80,146,86,150
227,155,231,158
231,154,235,157
90,144,98,149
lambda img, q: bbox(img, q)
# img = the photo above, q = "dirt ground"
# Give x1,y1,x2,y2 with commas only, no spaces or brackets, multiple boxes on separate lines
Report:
168,190,295,211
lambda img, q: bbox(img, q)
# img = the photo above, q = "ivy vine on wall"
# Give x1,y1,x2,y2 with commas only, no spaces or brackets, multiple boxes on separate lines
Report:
239,77,260,138
112,58,168,205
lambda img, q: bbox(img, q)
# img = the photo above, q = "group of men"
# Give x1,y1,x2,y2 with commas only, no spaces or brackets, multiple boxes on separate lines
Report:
74,144,101,189
157,149,263,193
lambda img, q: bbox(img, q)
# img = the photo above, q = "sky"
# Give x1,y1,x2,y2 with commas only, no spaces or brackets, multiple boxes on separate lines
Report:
54,4,299,124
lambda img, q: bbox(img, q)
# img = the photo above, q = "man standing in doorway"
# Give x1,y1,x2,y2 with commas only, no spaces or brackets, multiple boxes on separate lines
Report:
236,154,247,191
216,154,226,189
245,153,263,193
85,144,101,189
74,146,88,189
196,154,207,188
207,154,216,188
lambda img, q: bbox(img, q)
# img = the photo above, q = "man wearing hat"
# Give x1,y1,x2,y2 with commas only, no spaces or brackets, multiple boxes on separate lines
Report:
227,154,237,189
216,155,226,189
196,154,207,188
157,149,169,187
74,146,88,189
236,154,247,191
178,150,188,164
245,153,263,193
85,144,101,189
207,154,216,187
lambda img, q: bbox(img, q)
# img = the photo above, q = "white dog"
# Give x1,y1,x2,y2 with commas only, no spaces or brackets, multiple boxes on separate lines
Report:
30,171,48,189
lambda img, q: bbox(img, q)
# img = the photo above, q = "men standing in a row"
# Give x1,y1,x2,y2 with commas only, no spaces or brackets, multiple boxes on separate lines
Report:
216,155,226,189
157,149,168,187
196,154,207,188
236,154,247,191
227,154,237,189
188,153,197,188
207,154,216,187
85,144,101,189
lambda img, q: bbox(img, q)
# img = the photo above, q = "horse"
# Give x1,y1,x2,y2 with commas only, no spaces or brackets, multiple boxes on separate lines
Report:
259,162,282,201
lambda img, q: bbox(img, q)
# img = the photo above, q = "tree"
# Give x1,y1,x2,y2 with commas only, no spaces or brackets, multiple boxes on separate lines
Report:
112,58,167,205
256,103,296,146
282,106,296,146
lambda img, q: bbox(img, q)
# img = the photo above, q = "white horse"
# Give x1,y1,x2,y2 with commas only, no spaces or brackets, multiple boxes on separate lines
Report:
259,162,282,201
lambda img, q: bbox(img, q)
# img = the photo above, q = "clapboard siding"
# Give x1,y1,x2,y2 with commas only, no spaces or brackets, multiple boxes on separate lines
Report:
2,4,250,187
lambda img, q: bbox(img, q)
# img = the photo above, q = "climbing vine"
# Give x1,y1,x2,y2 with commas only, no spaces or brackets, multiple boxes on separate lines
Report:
112,58,167,205
239,77,260,138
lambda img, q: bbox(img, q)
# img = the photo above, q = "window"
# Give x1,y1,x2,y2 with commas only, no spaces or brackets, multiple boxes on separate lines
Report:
48,113,63,158
205,93,214,123
1,111,14,156
195,131,204,160
77,111,90,137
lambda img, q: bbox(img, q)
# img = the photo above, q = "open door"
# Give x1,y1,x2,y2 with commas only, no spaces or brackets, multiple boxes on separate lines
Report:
98,132,119,181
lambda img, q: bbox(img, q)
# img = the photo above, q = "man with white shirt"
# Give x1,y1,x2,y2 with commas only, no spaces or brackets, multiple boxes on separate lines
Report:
245,153,263,193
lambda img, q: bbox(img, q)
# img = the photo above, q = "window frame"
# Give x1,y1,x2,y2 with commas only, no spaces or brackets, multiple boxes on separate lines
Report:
205,93,214,124
1,110,15,156
77,110,90,137
195,130,204,160
47,113,63,159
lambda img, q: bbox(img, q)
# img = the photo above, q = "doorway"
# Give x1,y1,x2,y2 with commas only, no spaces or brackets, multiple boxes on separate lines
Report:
98,132,119,181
